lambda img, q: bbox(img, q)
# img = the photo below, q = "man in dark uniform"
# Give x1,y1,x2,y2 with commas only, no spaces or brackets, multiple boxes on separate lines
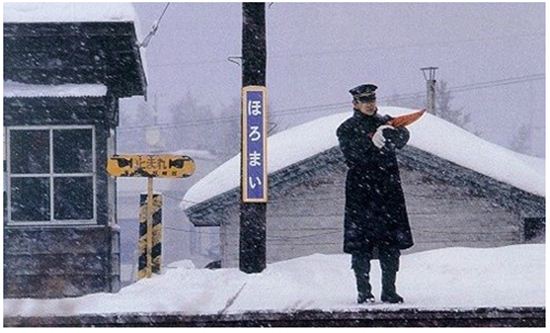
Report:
336,83,414,304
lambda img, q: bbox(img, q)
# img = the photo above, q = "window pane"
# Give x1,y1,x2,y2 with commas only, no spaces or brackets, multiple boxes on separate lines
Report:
9,130,50,174
53,129,93,173
54,177,93,220
10,177,50,221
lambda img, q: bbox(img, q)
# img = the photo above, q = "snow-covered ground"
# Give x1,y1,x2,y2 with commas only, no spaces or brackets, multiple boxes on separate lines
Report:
4,244,544,317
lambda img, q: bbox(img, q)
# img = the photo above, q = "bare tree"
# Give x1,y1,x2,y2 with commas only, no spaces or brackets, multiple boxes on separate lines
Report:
383,92,424,110
510,123,533,155
436,81,468,126
168,91,217,151
435,80,482,136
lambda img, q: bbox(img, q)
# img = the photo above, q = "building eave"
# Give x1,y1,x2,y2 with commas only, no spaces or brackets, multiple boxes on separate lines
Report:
4,22,147,98
185,146,545,227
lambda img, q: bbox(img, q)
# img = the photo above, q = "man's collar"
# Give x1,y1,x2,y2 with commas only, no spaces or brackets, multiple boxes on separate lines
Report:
353,108,378,119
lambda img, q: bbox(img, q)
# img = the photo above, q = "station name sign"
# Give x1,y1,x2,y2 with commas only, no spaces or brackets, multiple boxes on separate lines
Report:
242,86,268,202
106,154,195,178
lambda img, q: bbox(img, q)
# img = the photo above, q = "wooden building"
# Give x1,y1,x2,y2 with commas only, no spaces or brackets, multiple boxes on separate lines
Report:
4,3,146,297
183,107,545,268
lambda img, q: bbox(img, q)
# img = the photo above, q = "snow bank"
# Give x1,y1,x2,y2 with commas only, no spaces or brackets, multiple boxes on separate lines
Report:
182,107,544,209
3,244,544,316
3,81,107,98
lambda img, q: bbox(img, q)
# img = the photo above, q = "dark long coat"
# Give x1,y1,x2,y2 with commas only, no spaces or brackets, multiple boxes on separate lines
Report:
336,109,414,254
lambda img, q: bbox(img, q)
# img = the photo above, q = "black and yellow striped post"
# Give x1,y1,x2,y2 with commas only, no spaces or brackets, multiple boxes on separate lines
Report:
106,154,195,280
137,178,163,280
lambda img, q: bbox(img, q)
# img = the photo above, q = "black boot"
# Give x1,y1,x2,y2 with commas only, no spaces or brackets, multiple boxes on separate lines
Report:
381,270,404,304
355,271,375,304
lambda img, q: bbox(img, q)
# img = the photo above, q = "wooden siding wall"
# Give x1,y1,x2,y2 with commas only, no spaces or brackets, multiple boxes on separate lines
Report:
399,162,522,253
4,226,119,298
220,161,524,267
4,22,145,98
4,97,121,297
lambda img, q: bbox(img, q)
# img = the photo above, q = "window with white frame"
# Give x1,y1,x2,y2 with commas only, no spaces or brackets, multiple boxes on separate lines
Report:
7,126,96,224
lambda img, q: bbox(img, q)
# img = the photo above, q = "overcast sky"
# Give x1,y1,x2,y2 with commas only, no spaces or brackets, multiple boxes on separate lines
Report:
127,2,545,157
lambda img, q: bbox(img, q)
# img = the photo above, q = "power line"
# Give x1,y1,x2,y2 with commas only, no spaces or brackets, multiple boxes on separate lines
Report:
270,32,545,60
118,73,544,133
451,76,545,94
157,2,171,22
149,59,228,68
450,73,544,89
149,32,544,69
139,3,171,48
120,114,241,131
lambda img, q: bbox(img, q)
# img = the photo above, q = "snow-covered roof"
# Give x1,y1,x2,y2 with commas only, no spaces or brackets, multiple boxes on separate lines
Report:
172,149,218,161
3,81,107,98
3,3,138,23
182,107,545,209
3,3,148,83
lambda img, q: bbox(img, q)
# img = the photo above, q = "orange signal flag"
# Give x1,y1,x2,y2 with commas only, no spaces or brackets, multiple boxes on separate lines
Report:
387,109,426,128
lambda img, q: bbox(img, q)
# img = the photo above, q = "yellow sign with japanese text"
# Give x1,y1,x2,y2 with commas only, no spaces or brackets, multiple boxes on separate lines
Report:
106,154,195,178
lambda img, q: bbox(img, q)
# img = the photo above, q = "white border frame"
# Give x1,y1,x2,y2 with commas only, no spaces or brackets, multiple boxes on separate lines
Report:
241,85,268,203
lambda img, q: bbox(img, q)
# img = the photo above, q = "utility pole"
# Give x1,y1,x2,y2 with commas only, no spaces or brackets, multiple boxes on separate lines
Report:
240,2,266,273
421,67,438,115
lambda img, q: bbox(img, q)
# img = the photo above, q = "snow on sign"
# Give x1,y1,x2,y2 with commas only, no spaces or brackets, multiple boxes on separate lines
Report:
106,154,195,178
242,86,268,202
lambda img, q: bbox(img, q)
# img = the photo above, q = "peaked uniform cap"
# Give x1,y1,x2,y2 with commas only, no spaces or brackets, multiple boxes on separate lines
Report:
349,84,378,100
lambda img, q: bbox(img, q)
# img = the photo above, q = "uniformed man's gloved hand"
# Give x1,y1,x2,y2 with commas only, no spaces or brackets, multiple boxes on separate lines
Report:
383,126,410,150
372,125,394,149
382,126,400,150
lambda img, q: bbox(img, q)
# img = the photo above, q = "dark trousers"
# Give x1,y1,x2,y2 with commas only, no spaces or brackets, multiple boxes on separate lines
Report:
351,245,400,296
351,245,400,274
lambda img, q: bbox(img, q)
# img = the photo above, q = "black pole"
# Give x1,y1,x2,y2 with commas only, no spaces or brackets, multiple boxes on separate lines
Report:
240,2,266,273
